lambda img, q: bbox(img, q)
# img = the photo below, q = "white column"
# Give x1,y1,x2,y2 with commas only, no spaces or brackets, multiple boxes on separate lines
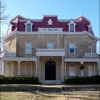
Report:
35,60,38,77
18,61,20,76
98,62,100,75
64,62,66,79
37,56,40,79
80,62,84,77
62,56,64,81
2,61,4,75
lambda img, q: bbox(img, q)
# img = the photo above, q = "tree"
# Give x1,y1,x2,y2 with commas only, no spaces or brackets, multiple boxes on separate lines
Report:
0,0,8,23
0,0,8,54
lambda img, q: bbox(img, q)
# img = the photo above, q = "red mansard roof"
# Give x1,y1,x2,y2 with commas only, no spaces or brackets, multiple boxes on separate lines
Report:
6,15,94,35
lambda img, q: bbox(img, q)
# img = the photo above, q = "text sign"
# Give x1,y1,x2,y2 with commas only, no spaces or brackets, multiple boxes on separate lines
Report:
38,28,63,32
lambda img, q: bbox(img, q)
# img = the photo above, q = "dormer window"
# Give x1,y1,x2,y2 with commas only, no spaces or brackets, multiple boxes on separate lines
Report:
88,23,92,33
70,24,74,32
68,19,76,32
27,23,31,32
25,19,33,32
48,19,53,25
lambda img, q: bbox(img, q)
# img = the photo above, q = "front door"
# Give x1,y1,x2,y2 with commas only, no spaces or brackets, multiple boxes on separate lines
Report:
45,61,56,80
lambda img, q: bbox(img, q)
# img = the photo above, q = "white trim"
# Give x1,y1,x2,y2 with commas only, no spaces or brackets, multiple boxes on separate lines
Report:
68,19,76,32
24,19,33,32
48,19,53,25
25,41,32,54
25,62,32,76
74,15,90,22
69,42,75,54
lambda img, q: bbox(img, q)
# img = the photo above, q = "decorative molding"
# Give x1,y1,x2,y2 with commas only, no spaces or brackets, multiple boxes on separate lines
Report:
48,19,53,25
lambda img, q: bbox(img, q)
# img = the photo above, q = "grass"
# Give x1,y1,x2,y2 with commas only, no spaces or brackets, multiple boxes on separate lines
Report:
1,91,100,100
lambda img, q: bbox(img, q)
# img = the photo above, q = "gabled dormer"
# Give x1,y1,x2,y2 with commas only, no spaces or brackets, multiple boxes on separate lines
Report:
87,23,93,33
48,19,53,25
24,19,33,32
68,19,76,32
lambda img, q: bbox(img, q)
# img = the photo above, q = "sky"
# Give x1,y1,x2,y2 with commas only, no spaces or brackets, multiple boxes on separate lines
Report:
1,0,100,52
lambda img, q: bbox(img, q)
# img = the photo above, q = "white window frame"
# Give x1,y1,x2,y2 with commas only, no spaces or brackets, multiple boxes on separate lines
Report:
69,42,75,54
48,19,53,25
69,63,76,76
24,19,33,32
8,43,12,52
87,24,92,33
89,43,92,53
88,63,95,76
68,19,76,32
25,42,32,54
47,42,54,49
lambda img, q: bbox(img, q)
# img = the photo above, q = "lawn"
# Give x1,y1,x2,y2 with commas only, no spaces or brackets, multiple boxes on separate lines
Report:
1,91,100,100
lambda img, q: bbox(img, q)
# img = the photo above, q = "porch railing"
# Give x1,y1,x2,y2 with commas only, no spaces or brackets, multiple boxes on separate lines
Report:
4,52,16,57
85,53,98,58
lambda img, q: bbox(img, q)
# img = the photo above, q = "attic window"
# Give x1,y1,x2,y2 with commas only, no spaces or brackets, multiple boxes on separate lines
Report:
25,19,33,32
68,19,76,32
48,19,53,25
27,24,31,32
88,24,92,33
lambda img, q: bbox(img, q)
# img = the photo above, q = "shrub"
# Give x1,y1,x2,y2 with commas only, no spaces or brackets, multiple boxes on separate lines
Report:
64,75,100,84
0,76,40,84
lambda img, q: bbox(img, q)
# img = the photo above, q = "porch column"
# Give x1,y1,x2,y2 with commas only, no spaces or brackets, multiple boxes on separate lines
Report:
98,62,100,75
2,61,4,75
18,61,20,76
64,62,66,79
62,56,64,81
35,60,38,77
80,62,84,77
37,56,40,79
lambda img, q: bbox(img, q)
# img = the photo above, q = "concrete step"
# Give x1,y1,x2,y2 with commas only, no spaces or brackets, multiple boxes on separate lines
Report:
39,86,62,92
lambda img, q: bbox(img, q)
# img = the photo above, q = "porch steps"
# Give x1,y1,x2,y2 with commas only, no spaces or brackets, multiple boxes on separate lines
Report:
39,85,62,92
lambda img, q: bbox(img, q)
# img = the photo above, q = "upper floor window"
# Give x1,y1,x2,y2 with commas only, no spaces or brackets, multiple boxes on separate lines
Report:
25,42,32,54
89,43,92,53
70,24,74,32
68,19,76,32
8,43,12,52
47,42,54,49
88,23,92,33
25,19,33,32
27,23,31,32
69,42,75,54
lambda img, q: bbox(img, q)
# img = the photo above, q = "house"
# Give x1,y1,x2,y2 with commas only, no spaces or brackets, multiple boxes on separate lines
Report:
1,15,100,84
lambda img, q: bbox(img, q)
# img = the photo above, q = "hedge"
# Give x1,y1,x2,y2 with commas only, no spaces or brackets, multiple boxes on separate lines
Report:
64,75,100,84
0,76,40,84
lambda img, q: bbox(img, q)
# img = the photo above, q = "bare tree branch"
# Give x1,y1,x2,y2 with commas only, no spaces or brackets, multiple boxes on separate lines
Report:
0,0,9,24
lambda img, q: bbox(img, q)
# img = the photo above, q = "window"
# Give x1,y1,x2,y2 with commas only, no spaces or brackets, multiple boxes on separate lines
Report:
69,64,76,76
25,42,32,54
69,42,75,54
70,24,74,32
27,23,31,32
47,42,54,49
25,63,32,76
68,20,76,32
8,44,12,52
88,63,95,76
89,44,92,53
24,20,33,32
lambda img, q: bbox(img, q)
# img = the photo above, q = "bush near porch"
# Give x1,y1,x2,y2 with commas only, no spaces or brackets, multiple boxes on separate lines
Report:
0,76,40,84
64,75,100,84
